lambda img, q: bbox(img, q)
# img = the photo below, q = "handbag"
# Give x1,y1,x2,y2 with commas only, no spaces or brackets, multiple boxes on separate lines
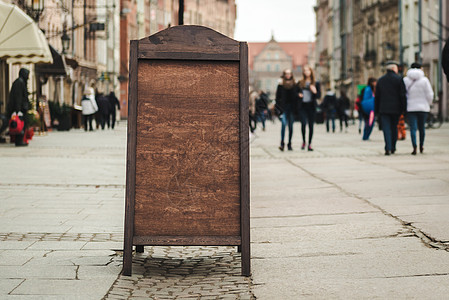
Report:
9,112,24,135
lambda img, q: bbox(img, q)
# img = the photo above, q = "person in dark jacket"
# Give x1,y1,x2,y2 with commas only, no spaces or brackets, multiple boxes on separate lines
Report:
375,62,407,155
337,89,350,132
275,69,301,151
297,65,321,151
96,94,110,130
255,91,269,131
321,88,337,133
108,91,120,129
7,68,30,146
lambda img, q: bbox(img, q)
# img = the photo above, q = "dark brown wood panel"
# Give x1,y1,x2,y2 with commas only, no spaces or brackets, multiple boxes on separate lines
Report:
138,25,239,60
123,40,139,276
135,60,241,237
133,236,241,246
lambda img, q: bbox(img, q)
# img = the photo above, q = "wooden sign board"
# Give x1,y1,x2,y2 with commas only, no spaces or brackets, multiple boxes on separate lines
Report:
123,25,250,276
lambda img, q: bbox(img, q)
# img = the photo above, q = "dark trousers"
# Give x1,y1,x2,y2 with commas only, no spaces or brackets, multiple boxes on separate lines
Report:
99,113,110,130
326,110,336,132
408,112,427,148
339,113,348,131
110,111,117,129
380,114,400,152
83,114,94,131
300,102,315,145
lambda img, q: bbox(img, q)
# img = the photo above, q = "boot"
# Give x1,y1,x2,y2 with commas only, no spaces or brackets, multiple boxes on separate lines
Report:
287,143,293,151
420,146,424,153
411,147,417,155
279,141,285,151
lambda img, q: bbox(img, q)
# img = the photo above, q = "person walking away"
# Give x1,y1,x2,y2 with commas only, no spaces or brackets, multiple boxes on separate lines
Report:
337,89,350,132
249,90,258,133
275,69,300,151
403,62,434,155
361,78,377,141
397,114,406,140
108,91,120,129
97,94,110,130
81,87,98,131
321,88,337,133
256,91,269,131
297,65,321,151
7,68,30,146
375,62,407,155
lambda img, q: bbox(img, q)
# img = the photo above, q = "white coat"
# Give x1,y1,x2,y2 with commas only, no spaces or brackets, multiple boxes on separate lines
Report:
81,94,98,115
403,68,434,112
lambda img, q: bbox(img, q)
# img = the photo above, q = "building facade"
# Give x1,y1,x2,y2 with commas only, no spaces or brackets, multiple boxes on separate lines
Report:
119,0,237,119
249,37,315,98
316,0,448,119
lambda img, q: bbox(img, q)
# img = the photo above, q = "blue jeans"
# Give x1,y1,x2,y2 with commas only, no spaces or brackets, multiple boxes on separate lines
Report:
280,110,294,145
326,110,336,132
408,112,427,148
380,114,400,152
256,111,266,129
362,113,374,140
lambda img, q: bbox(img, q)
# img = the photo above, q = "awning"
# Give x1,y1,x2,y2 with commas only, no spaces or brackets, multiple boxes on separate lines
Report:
35,45,67,76
0,1,52,64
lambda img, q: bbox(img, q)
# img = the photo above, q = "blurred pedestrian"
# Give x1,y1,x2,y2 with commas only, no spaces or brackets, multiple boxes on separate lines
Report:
321,88,337,133
354,91,364,134
256,90,269,131
97,94,110,130
275,69,300,151
397,114,406,140
108,91,120,129
81,87,98,131
361,78,377,141
404,62,434,155
249,90,258,133
7,68,30,146
297,65,321,151
442,37,449,82
337,89,350,132
375,62,407,155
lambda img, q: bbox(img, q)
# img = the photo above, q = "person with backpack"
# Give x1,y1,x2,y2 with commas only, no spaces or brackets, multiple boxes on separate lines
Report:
361,78,377,141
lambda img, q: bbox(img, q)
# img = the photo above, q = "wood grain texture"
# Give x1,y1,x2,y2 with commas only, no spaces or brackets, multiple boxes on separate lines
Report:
138,25,239,60
133,236,241,246
123,40,139,276
239,42,251,277
135,60,241,237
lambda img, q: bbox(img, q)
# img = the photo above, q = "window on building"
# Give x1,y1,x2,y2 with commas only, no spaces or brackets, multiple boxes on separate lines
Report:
275,64,280,72
267,64,271,71
275,53,279,59
267,53,270,59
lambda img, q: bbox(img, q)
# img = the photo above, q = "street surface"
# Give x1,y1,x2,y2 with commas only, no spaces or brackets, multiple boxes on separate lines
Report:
0,119,449,299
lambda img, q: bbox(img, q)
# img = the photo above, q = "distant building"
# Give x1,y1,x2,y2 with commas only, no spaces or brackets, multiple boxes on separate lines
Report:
249,36,315,98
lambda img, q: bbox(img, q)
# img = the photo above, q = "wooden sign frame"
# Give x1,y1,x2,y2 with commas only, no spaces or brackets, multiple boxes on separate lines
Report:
123,25,250,277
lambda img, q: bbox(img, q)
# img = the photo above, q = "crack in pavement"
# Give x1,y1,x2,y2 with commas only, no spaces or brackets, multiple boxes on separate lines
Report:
284,158,449,252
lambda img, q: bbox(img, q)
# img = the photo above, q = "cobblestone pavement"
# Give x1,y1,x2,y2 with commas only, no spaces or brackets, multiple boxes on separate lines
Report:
104,246,255,300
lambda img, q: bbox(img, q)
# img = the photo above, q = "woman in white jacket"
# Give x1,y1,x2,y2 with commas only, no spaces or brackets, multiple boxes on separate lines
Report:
404,63,434,155
81,87,98,131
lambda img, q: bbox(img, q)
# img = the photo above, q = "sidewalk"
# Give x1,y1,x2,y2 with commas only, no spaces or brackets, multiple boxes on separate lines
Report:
250,119,449,298
0,120,449,299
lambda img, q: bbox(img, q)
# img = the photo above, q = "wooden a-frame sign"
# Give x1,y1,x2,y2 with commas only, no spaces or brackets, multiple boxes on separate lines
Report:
123,25,250,276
